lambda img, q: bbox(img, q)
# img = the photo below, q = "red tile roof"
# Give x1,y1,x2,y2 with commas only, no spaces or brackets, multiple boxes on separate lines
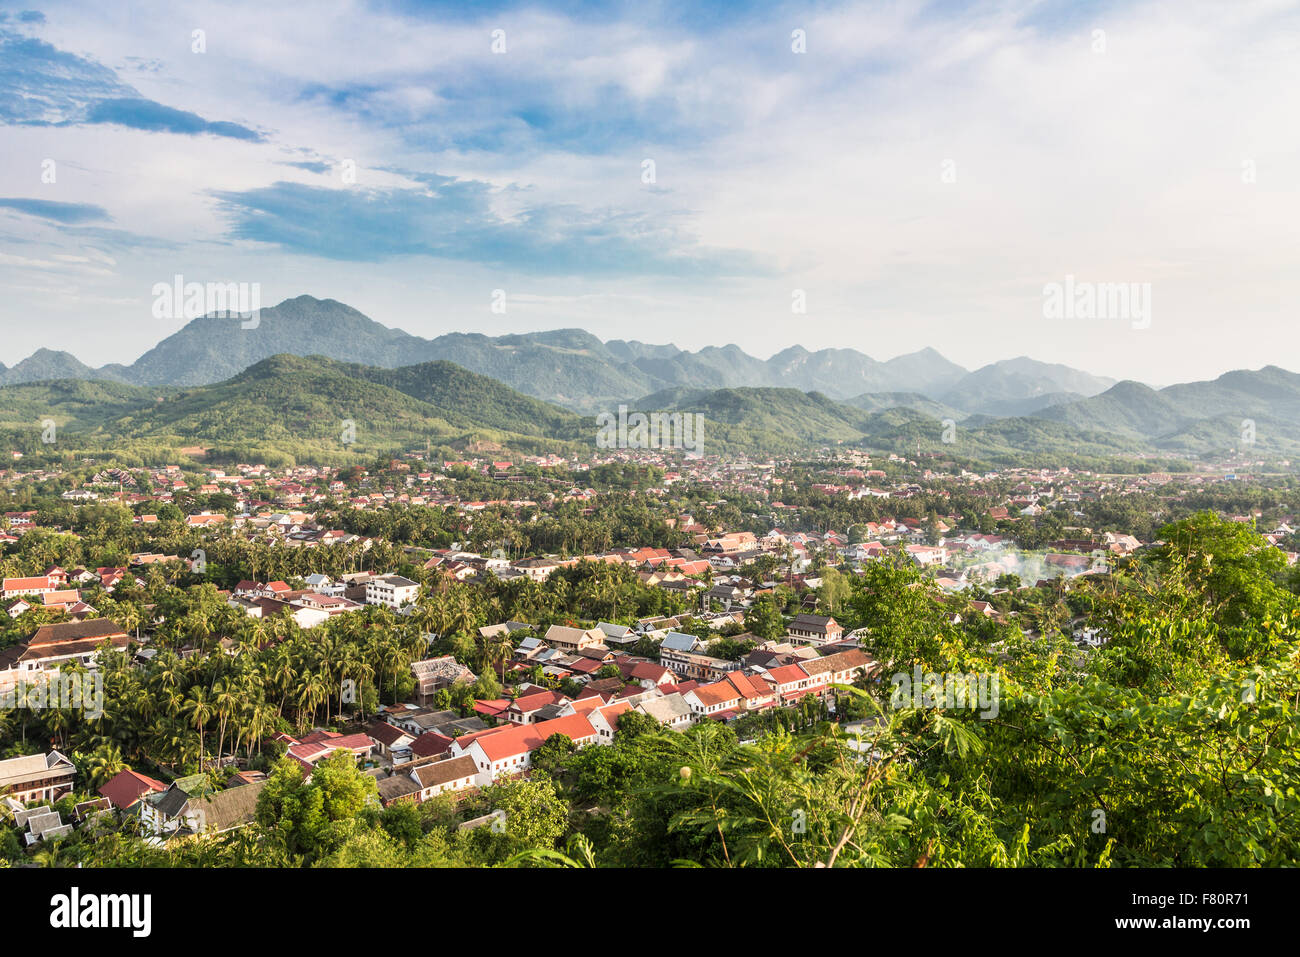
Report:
766,664,809,686
472,713,598,763
98,768,166,809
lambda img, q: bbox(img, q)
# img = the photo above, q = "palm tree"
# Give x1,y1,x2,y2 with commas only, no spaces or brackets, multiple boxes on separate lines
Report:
182,687,214,771
212,680,240,762
82,743,128,790
484,631,515,682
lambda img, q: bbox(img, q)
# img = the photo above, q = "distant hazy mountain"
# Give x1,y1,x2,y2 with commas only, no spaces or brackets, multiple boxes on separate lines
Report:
127,296,425,386
880,348,970,396
5,349,1297,465
0,349,131,386
1034,366,1300,453
940,357,1116,415
1,295,1128,416
970,391,1088,418
836,391,964,421
635,384,1145,460
415,328,651,411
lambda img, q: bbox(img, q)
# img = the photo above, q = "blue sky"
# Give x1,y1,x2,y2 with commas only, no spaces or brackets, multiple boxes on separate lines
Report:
0,0,1298,385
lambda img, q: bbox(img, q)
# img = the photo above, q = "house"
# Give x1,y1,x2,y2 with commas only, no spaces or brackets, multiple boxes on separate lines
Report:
385,707,486,739
377,775,422,807
706,583,749,611
716,671,777,710
281,730,373,773
366,720,416,757
682,671,776,720
787,613,844,644
227,770,267,788
682,681,741,718
904,544,948,567
799,649,877,697
542,624,606,653
638,692,695,730
142,779,267,838
0,618,130,683
73,797,112,825
596,622,637,646
478,620,533,640
452,712,601,786
513,636,548,661
409,754,479,801
14,806,73,845
505,688,567,724
5,598,33,618
0,750,76,804
587,700,633,741
659,631,703,654
409,731,455,759
1,576,54,599
365,575,420,609
511,557,560,581
98,768,167,811
762,663,821,704
621,660,678,690
659,647,742,682
292,593,364,619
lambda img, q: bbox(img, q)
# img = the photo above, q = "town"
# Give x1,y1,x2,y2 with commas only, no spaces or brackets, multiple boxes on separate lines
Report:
1,439,1295,866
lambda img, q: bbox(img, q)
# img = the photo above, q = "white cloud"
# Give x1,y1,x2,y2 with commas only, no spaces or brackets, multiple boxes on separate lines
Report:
1,0,1298,384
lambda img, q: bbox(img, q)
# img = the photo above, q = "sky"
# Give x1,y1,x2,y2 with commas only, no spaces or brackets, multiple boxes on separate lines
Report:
1,0,1298,386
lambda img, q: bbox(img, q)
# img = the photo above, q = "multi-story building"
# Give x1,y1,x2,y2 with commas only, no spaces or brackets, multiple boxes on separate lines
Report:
365,575,420,609
0,751,76,804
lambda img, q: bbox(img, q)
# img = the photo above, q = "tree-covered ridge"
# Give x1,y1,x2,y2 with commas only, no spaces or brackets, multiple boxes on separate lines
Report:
2,349,1297,469
0,354,591,465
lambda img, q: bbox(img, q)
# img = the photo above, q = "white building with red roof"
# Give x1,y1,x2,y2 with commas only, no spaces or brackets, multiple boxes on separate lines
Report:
450,712,601,786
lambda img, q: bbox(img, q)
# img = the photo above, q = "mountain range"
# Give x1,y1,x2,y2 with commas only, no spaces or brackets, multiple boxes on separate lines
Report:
0,295,1113,416
0,295,1295,464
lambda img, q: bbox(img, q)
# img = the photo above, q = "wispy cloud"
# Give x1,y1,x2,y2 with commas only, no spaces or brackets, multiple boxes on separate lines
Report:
0,28,262,140
211,179,766,276
0,197,110,224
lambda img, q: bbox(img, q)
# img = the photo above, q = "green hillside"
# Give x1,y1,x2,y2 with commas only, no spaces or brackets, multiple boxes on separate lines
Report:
0,355,590,465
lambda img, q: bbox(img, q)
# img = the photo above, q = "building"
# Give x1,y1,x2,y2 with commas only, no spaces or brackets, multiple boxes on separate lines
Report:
762,663,821,704
799,649,877,696
409,754,479,801
451,712,601,786
0,618,130,683
659,647,741,682
280,730,373,773
638,692,696,730
787,614,844,645
542,624,606,653
410,656,477,704
0,751,76,804
365,575,420,609
98,768,167,811
142,779,268,838
1,576,55,599
511,557,560,581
